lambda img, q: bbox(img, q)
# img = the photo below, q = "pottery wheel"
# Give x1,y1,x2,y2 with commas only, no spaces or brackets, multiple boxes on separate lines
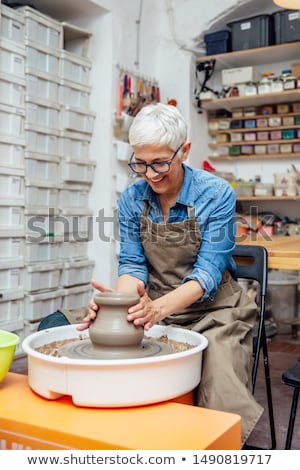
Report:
58,338,173,360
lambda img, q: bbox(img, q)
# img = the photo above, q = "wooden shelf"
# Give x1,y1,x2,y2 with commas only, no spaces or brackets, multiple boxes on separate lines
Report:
209,153,300,161
195,41,300,71
207,111,300,123
209,140,300,147
209,125,300,136
201,90,300,111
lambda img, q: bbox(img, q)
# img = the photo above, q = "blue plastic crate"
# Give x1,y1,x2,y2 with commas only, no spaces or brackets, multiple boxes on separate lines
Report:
204,30,231,55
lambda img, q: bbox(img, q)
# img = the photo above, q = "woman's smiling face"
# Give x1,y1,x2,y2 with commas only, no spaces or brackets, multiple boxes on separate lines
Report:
132,143,190,196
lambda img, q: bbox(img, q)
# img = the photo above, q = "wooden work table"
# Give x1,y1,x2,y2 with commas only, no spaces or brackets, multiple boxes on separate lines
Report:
237,235,300,270
0,373,241,450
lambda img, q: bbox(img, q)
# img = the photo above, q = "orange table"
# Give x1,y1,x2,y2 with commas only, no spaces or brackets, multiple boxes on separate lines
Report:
0,373,241,450
237,235,300,270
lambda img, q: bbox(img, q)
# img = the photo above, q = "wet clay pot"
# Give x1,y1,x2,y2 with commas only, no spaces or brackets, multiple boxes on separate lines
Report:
89,292,143,349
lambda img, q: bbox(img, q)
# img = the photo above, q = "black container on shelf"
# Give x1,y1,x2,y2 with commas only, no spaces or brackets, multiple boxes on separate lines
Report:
204,30,231,55
273,9,300,44
216,109,232,118
228,14,275,51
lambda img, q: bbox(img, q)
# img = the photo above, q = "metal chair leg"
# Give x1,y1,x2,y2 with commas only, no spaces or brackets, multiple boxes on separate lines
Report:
285,387,299,450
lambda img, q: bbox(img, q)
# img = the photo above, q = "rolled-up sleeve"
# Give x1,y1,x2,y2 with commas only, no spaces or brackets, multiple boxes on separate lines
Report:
183,181,236,300
117,188,149,285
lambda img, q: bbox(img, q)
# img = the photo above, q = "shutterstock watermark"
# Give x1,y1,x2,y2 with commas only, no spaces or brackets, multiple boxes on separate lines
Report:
235,206,272,243
25,206,272,244
26,208,119,243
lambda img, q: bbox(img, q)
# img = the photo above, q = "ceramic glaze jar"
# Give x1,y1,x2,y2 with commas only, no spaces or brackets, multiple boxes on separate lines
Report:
89,292,143,348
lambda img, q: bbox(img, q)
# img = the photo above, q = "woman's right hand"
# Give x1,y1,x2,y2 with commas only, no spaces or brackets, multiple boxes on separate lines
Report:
76,279,113,331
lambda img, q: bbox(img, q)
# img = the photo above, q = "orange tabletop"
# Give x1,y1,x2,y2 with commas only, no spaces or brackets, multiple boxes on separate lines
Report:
237,235,300,270
0,373,241,450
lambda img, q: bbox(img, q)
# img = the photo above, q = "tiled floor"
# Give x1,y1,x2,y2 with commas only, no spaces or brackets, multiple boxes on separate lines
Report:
9,331,300,450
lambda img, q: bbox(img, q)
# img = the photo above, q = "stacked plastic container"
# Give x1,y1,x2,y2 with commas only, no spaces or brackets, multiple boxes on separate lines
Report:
0,4,96,349
0,4,26,355
20,6,64,335
58,20,95,310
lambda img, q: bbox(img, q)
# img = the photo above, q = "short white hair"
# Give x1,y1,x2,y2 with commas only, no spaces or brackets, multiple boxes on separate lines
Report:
129,103,187,150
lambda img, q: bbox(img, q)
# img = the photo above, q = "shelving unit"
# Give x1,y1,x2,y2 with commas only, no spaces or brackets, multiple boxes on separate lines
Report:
197,42,300,212
0,4,96,353
202,90,300,112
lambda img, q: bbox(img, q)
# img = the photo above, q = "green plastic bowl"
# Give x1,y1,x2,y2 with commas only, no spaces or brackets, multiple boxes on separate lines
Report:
0,330,20,382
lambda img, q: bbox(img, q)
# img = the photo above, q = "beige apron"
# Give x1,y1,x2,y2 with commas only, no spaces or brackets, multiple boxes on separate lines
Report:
140,203,263,445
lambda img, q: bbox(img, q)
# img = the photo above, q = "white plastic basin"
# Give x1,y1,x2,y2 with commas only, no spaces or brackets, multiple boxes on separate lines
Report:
22,324,208,408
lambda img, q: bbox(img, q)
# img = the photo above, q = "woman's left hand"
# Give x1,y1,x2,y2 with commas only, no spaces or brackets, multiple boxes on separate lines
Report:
127,281,162,330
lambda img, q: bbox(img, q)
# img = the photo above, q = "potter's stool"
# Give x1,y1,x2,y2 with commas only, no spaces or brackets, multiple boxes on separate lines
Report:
281,360,300,449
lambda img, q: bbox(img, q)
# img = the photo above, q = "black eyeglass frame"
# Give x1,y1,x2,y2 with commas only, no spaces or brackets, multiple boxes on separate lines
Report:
128,144,183,175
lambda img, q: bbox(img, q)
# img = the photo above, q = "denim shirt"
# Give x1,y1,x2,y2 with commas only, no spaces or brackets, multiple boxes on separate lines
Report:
118,164,237,301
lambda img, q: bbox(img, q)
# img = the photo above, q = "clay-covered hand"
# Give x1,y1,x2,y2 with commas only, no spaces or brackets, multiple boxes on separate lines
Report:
76,279,113,331
127,281,162,331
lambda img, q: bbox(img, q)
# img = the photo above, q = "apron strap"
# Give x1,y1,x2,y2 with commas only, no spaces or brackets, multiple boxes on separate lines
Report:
142,202,195,219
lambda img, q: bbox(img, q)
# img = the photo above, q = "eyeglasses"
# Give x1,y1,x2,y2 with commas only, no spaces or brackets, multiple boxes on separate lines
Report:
128,145,183,175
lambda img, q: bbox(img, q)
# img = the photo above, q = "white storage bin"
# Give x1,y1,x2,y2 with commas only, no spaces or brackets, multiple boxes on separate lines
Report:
60,240,89,260
25,153,60,184
25,209,63,239
0,206,24,234
60,259,95,287
61,106,96,134
0,235,25,263
20,6,62,50
0,166,24,206
0,4,24,44
25,96,60,131
24,261,63,292
114,140,132,161
60,209,93,239
24,288,65,321
59,79,91,109
25,125,60,155
59,183,90,209
0,72,25,107
0,103,25,138
62,283,93,309
115,173,131,193
0,289,24,324
25,180,59,209
0,261,24,290
26,40,60,78
60,50,91,86
0,38,25,78
62,22,92,58
26,70,59,103
25,240,61,263
23,320,39,338
60,158,96,183
60,130,90,160
0,136,25,169
0,318,24,337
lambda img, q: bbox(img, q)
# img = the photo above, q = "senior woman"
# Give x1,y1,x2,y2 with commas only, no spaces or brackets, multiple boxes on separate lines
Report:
39,103,262,444
79,103,263,445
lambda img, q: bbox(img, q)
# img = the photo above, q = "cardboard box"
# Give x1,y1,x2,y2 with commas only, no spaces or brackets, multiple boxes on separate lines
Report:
292,62,300,78
222,66,253,86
